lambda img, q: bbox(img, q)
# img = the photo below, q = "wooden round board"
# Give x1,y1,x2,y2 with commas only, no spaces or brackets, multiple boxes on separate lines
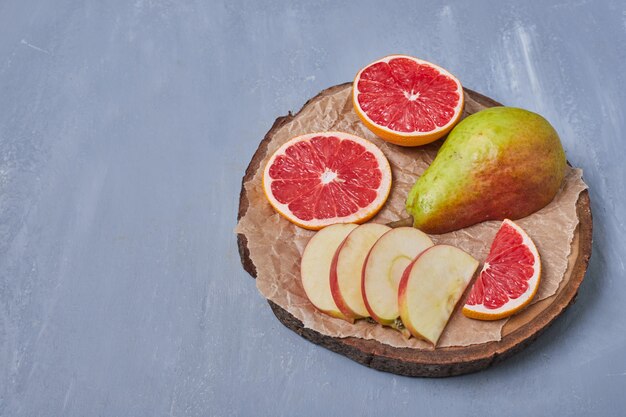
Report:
237,83,593,377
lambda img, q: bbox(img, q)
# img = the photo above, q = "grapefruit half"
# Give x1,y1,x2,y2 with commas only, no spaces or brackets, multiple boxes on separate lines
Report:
463,219,541,321
263,132,392,230
353,55,464,147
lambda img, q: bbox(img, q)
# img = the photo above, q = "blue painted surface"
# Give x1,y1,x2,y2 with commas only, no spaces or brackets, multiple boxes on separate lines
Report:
0,1,625,416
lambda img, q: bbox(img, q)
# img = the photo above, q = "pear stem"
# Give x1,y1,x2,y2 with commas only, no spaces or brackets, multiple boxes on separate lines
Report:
386,216,413,228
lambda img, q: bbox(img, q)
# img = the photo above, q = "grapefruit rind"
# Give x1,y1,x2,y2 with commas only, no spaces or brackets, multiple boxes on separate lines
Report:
262,132,392,231
462,219,541,321
352,55,464,147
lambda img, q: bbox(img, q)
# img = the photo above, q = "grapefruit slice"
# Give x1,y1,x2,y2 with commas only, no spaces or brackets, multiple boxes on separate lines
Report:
353,55,464,147
463,219,541,321
263,132,392,230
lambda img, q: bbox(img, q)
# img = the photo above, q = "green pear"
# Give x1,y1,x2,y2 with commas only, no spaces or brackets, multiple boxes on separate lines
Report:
406,107,566,234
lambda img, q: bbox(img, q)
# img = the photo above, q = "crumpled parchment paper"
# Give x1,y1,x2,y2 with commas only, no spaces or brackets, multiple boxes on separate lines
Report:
235,84,588,348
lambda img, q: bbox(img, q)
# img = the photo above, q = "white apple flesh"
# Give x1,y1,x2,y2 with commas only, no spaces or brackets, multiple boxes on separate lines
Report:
362,227,434,325
300,223,358,321
330,223,391,320
398,245,479,345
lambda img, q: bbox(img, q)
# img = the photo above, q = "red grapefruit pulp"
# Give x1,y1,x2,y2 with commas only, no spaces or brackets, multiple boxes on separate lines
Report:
353,55,464,146
463,219,541,320
263,132,392,230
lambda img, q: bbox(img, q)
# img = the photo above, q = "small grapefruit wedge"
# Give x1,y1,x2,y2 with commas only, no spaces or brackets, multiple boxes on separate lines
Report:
263,132,392,230
463,219,541,321
353,55,464,147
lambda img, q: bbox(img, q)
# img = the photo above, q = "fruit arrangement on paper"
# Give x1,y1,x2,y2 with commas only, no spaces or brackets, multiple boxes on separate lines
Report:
261,54,566,346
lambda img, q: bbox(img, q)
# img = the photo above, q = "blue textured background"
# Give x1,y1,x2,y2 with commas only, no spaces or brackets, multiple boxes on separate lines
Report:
1,1,625,416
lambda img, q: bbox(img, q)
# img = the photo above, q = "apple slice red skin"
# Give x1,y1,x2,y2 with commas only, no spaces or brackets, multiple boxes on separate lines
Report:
329,237,360,322
300,223,358,322
397,245,479,345
330,224,390,321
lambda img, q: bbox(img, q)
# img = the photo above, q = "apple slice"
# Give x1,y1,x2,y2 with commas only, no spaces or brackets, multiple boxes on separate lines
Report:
301,223,358,320
362,227,434,326
330,223,391,320
398,245,479,345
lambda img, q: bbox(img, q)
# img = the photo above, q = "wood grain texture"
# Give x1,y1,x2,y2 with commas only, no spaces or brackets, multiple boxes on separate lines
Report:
237,83,592,377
